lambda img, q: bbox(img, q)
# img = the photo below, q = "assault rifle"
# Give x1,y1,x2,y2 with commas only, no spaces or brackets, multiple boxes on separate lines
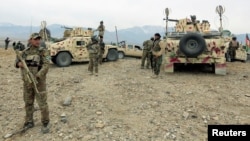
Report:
15,49,40,95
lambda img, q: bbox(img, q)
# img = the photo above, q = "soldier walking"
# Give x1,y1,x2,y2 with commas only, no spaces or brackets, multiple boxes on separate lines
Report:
87,36,100,76
141,37,154,69
151,33,163,78
14,33,50,133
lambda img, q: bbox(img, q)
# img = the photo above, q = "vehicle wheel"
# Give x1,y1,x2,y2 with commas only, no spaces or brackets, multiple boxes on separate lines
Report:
55,52,72,67
179,33,206,57
107,49,118,61
118,51,125,59
51,56,56,64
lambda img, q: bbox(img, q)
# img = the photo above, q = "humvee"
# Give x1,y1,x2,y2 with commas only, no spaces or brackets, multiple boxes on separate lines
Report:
117,41,143,59
160,7,234,75
45,27,119,67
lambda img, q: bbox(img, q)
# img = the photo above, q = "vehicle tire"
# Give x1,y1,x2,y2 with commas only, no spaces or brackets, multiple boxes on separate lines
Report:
51,56,57,64
107,49,118,61
118,51,125,59
55,52,72,67
179,33,206,57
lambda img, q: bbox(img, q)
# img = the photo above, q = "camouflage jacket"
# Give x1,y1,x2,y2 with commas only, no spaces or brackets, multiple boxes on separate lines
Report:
15,46,50,78
87,42,100,54
143,40,153,51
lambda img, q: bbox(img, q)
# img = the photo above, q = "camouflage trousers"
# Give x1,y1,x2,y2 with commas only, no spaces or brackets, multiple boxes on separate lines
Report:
229,47,237,60
89,53,98,73
153,55,162,75
141,50,151,68
98,50,104,64
22,67,49,125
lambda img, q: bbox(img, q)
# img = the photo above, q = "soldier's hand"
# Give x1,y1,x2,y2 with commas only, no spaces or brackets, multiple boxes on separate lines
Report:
17,62,24,68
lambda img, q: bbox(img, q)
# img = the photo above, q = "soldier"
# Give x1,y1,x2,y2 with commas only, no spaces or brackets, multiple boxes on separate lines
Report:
151,33,163,78
141,37,154,69
87,35,100,76
228,36,239,62
98,35,105,65
5,37,10,50
15,33,50,134
95,21,105,38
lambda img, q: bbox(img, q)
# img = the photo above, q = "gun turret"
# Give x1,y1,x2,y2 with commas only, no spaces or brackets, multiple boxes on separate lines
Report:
61,25,73,30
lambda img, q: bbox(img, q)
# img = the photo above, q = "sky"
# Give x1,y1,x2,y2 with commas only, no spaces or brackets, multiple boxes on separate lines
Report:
0,0,249,34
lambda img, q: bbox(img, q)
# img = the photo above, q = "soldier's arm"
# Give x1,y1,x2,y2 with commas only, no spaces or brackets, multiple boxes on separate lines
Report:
36,49,50,78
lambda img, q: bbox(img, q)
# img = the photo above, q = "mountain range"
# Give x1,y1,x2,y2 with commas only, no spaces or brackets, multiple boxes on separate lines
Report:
0,23,248,46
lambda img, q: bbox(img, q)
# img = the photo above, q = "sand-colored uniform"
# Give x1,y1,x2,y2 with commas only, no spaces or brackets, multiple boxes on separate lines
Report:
15,46,50,125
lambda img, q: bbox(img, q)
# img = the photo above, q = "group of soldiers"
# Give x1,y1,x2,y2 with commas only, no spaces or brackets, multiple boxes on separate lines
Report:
141,33,163,78
140,34,240,78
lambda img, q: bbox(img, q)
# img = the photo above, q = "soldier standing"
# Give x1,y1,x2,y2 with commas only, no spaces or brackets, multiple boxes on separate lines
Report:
228,36,239,61
98,36,105,65
15,33,50,133
151,33,163,78
87,36,100,76
95,21,105,38
5,37,10,50
141,37,154,69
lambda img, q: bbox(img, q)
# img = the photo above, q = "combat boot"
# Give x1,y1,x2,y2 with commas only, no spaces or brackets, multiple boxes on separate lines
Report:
41,123,50,134
23,122,34,129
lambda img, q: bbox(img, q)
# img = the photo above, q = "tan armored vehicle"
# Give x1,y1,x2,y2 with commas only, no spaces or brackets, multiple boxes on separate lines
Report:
117,41,143,59
45,27,118,67
160,6,235,75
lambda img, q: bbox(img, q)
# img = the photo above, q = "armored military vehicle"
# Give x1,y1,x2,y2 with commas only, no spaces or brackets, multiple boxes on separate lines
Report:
160,6,234,75
117,41,143,59
45,26,118,67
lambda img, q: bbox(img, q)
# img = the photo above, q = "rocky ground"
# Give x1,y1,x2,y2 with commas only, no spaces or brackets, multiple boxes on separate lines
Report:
0,47,249,141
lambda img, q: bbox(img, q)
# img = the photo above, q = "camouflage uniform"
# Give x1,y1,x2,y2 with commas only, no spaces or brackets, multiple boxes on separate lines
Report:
98,38,105,65
87,41,100,75
152,33,162,77
229,38,239,61
141,38,153,69
95,21,105,38
15,33,50,133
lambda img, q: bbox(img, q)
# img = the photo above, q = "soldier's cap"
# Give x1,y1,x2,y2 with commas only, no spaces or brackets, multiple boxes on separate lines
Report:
154,33,161,37
30,33,42,40
100,21,103,23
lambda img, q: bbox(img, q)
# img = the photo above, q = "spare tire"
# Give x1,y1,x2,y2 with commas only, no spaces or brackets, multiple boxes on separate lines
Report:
179,33,206,57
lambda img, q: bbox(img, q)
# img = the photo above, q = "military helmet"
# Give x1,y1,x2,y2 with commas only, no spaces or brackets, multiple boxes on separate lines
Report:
232,36,237,40
150,37,154,40
100,21,103,24
91,35,99,42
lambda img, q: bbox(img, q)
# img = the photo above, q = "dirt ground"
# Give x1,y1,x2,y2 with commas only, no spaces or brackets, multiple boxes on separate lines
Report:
0,47,249,141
